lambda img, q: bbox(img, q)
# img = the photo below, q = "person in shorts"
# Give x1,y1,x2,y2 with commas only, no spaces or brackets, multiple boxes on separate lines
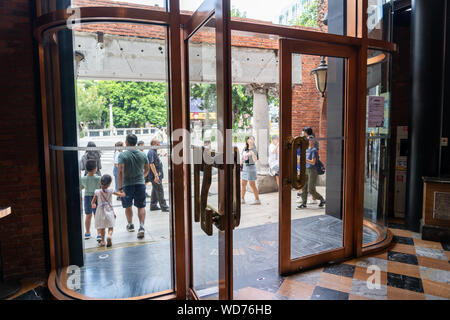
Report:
80,160,101,241
117,134,150,239
268,135,280,187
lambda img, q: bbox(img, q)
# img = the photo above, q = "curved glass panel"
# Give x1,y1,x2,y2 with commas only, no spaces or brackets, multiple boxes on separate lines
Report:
42,22,173,299
367,0,393,41
39,0,167,16
363,49,391,245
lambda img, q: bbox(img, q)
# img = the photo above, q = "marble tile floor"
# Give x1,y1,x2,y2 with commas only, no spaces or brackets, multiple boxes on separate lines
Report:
7,224,450,300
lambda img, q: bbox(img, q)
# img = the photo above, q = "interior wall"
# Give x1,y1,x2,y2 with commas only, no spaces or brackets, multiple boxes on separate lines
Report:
0,1,47,279
388,9,411,218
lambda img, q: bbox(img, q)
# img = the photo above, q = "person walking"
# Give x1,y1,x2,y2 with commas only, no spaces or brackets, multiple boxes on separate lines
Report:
117,134,150,239
297,136,325,209
297,126,319,203
80,141,102,176
241,136,261,205
268,135,280,187
146,138,169,213
113,141,124,197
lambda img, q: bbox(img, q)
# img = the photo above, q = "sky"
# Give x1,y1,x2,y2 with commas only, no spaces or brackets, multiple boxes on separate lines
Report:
110,0,296,23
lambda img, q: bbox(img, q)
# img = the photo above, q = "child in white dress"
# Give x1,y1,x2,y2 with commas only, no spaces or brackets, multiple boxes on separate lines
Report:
91,174,125,247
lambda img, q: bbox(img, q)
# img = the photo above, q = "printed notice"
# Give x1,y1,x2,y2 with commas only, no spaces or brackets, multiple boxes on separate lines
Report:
368,96,385,127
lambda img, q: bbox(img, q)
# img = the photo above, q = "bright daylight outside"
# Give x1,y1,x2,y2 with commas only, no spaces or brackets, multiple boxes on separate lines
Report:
67,0,385,299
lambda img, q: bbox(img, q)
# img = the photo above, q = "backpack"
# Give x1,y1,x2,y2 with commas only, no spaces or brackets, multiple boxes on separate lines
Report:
316,159,325,175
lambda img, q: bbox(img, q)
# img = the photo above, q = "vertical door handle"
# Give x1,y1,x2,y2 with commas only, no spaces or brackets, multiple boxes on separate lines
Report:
291,136,308,190
233,147,241,229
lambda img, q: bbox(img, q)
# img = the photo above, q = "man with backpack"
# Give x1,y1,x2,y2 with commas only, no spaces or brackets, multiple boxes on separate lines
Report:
297,136,326,209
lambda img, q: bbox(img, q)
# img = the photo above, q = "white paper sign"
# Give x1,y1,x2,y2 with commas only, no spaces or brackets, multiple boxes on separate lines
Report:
368,96,385,127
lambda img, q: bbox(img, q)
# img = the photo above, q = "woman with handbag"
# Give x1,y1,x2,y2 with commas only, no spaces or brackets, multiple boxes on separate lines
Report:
241,136,261,205
297,136,326,209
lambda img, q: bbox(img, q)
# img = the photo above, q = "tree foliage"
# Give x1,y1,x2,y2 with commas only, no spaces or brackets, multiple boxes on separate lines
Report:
291,0,319,27
76,80,168,129
97,81,168,128
76,80,106,129
189,84,254,130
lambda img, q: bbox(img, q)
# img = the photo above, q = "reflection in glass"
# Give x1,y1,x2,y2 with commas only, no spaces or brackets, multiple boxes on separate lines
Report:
230,30,280,299
363,50,391,242
290,54,345,259
367,0,393,41
188,24,220,299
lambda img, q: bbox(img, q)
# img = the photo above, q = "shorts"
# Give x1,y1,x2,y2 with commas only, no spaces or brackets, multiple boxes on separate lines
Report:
271,165,279,176
84,195,97,215
121,184,146,209
242,164,258,181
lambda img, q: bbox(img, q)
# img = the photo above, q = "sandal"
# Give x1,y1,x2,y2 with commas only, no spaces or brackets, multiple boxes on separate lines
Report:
106,237,112,247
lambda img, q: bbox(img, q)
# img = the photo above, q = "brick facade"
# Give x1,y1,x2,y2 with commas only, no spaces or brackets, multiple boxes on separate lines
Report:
0,0,47,279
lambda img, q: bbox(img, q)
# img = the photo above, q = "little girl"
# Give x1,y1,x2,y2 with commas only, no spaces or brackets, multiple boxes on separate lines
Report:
91,174,125,247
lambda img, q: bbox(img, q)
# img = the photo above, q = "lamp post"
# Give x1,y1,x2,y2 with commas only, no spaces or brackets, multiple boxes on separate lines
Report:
310,56,328,97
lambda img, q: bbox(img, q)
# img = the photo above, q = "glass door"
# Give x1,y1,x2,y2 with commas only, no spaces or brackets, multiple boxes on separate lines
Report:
184,0,237,300
279,39,358,274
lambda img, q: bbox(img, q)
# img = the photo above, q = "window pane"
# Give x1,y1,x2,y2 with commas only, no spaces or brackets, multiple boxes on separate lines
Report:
364,49,391,245
367,0,393,41
43,22,173,299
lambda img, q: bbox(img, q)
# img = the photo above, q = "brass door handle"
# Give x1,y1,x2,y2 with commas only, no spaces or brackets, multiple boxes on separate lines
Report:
192,145,241,235
288,136,308,190
232,146,241,229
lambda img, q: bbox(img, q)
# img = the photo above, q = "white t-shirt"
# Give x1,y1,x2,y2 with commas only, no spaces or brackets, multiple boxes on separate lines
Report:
268,143,279,169
114,151,120,165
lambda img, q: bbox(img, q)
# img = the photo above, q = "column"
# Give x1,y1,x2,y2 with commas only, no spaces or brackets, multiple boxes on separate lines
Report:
407,0,447,231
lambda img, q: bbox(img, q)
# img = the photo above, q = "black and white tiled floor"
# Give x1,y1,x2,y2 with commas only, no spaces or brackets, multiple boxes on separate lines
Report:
234,225,450,300
6,225,450,300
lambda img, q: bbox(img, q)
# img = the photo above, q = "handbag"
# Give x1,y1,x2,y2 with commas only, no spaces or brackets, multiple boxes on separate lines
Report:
316,159,326,175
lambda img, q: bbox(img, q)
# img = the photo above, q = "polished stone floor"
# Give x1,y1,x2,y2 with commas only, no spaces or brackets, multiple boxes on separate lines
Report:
7,223,450,300
60,215,377,299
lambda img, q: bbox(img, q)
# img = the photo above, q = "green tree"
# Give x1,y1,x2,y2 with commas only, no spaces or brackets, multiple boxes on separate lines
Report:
291,0,319,27
190,84,254,130
96,81,168,128
232,85,253,130
76,80,106,129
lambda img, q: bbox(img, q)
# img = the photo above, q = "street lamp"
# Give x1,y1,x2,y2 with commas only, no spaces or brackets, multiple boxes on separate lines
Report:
310,56,328,97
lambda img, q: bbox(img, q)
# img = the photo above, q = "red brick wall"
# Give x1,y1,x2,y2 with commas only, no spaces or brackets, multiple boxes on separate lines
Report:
0,1,47,279
292,54,327,164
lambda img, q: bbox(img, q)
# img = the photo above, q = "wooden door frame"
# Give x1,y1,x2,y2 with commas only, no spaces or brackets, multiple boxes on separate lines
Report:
279,38,359,275
183,0,234,300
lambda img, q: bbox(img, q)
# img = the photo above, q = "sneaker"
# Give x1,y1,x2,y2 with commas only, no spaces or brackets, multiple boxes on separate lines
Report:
106,237,112,247
127,223,135,232
241,198,246,204
250,200,261,205
96,235,102,242
297,204,307,209
137,227,145,239
318,200,326,208
161,207,170,213
84,233,91,240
